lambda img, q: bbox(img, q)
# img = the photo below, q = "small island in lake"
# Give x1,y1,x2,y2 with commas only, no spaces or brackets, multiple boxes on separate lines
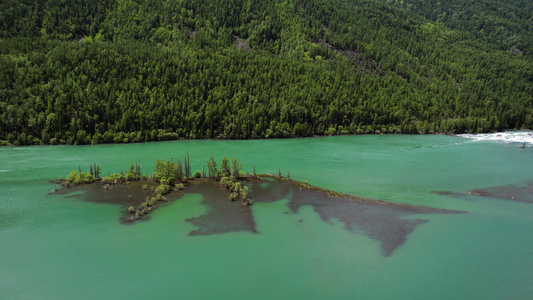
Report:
54,154,252,222
52,154,465,256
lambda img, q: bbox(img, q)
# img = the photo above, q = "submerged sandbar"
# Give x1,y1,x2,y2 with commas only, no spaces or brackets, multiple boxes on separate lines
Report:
433,182,533,204
467,182,533,204
54,176,464,256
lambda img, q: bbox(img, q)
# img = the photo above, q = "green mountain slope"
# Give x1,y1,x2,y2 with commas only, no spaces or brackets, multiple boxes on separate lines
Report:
1,0,532,145
376,0,533,56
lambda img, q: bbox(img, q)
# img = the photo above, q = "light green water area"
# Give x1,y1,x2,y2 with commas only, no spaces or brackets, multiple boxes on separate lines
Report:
1,135,532,299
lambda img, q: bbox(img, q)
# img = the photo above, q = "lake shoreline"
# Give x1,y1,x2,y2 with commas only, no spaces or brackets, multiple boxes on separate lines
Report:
5,129,533,147
0,131,477,147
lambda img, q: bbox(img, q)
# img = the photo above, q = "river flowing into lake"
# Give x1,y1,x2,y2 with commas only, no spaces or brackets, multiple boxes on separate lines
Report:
1,134,532,299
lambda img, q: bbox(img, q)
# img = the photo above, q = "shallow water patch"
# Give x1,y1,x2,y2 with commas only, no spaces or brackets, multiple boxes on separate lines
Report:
467,182,533,204
52,177,464,256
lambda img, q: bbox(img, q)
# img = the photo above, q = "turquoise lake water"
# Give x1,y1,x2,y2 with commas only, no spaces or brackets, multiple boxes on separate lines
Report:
1,134,532,299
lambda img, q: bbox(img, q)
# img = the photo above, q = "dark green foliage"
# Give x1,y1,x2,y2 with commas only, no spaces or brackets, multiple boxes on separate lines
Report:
135,161,141,178
175,160,183,182
231,158,241,178
1,0,532,145
184,152,191,178
125,163,139,181
377,0,533,56
207,156,218,178
153,157,192,184
220,157,230,178
153,159,177,184
94,163,101,179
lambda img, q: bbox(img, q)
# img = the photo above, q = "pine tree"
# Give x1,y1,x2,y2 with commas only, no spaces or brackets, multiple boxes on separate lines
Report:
135,161,141,176
221,157,230,177
207,156,218,178
95,164,101,179
231,157,241,178
176,160,183,181
184,152,191,178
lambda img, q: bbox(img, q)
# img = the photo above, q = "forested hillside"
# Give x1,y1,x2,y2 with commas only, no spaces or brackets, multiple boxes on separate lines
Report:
1,0,532,145
377,0,533,55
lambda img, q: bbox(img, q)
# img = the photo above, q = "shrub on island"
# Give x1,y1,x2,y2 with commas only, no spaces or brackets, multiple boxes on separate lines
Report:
220,176,248,202
64,171,93,186
125,163,140,181
155,183,170,195
102,173,124,184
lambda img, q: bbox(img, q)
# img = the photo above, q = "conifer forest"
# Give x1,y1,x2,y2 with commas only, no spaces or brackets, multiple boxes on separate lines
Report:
1,0,532,145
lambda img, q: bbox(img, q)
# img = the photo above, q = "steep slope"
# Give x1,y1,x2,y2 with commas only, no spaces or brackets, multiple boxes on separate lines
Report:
375,0,533,55
1,0,532,145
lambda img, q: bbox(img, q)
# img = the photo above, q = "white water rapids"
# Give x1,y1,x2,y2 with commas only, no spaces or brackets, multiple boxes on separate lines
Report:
458,131,533,146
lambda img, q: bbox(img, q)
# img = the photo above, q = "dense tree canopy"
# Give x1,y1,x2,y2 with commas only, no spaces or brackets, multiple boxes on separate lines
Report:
377,0,533,56
1,0,532,145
